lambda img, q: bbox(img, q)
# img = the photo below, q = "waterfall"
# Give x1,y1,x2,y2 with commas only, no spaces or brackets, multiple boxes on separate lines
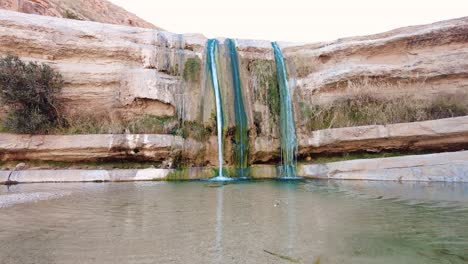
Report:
226,39,249,178
271,42,298,178
206,39,230,181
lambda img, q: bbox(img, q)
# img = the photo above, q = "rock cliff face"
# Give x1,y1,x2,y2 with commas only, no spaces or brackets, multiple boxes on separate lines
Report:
0,10,467,166
0,0,160,29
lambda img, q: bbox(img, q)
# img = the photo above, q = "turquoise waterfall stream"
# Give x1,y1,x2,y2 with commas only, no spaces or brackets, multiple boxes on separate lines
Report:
205,39,297,179
206,39,229,180
272,42,298,178
226,39,249,178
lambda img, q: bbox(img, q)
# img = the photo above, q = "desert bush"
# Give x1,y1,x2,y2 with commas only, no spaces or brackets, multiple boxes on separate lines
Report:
0,55,64,134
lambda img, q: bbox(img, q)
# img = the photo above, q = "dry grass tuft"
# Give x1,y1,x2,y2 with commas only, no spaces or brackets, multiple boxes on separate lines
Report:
49,112,213,141
301,80,468,131
51,113,178,135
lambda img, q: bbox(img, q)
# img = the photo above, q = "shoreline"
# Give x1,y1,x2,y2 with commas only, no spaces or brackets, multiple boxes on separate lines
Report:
2,151,467,184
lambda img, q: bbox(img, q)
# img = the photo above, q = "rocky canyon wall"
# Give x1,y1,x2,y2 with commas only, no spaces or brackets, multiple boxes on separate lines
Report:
0,0,160,29
0,10,467,166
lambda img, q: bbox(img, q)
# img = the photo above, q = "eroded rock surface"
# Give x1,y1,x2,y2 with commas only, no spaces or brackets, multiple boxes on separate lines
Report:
0,134,205,164
0,10,467,164
299,151,468,182
299,116,468,156
0,0,160,29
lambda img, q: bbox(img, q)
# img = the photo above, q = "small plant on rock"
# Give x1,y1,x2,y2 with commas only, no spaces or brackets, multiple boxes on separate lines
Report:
63,10,82,20
0,55,64,134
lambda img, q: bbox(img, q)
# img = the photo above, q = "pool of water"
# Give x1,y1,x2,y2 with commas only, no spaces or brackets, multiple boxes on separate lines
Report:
1,180,467,264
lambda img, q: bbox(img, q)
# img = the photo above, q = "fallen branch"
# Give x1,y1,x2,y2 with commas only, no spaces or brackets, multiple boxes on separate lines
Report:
263,249,301,263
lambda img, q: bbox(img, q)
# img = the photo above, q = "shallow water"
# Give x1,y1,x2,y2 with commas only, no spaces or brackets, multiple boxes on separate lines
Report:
1,180,467,264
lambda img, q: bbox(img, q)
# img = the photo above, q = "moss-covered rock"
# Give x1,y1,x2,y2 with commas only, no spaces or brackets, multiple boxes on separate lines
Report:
248,59,280,121
183,57,202,83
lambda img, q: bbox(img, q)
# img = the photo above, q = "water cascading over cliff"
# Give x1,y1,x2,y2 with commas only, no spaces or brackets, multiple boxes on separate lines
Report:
206,39,230,180
226,39,249,178
272,42,298,178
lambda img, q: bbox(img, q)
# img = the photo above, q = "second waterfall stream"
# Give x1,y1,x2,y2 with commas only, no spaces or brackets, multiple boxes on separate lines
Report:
272,42,298,178
206,39,230,181
206,39,298,180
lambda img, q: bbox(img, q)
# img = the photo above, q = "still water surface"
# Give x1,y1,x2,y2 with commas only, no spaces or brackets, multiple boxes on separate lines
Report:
1,180,467,264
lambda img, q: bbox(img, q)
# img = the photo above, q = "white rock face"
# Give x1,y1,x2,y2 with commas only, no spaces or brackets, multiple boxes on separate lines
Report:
298,151,468,182
0,10,206,120
283,17,468,99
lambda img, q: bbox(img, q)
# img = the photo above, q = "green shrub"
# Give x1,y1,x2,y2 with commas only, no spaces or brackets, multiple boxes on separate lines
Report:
0,55,64,134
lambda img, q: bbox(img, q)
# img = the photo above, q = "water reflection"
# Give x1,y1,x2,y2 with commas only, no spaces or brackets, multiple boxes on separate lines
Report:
286,182,297,254
0,180,467,263
214,186,224,264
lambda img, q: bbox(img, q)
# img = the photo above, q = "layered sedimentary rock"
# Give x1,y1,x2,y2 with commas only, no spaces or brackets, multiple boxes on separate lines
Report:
0,169,174,183
0,134,205,164
0,10,206,121
298,116,468,156
0,0,160,29
2,116,468,165
2,151,467,183
299,151,468,182
0,10,467,165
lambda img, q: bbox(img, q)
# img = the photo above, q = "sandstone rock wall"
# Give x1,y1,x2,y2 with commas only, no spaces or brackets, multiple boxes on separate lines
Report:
299,116,468,156
299,151,468,182
0,10,467,165
0,10,207,121
2,116,468,165
0,0,160,29
1,151,467,183
0,134,205,165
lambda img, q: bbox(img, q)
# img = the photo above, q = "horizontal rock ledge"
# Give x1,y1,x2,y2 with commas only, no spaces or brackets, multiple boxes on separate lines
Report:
0,169,173,183
1,151,467,183
298,151,468,182
299,116,468,155
0,133,204,163
2,116,468,164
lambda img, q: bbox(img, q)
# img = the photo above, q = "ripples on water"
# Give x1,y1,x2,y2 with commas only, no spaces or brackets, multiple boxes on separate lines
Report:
0,180,467,264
